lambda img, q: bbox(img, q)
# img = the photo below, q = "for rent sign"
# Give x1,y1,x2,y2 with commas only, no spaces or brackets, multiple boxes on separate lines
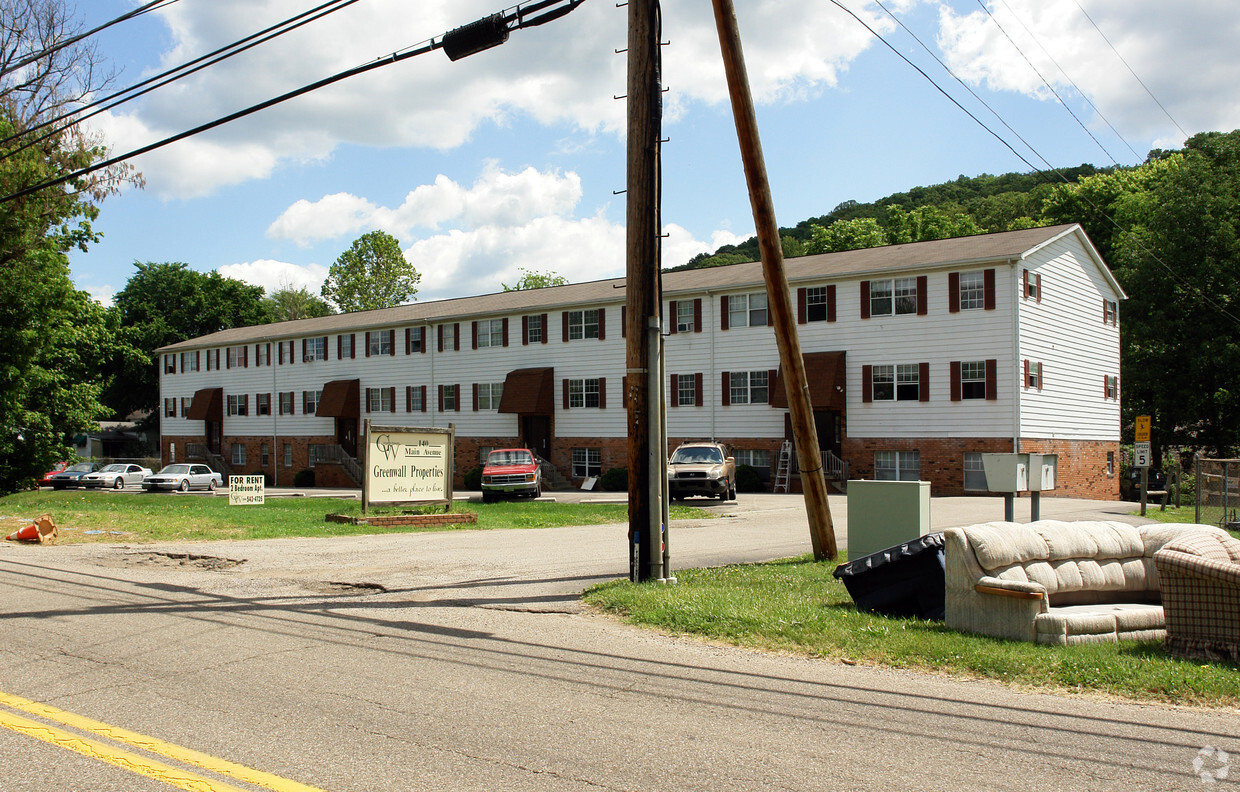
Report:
228,475,266,505
363,423,455,510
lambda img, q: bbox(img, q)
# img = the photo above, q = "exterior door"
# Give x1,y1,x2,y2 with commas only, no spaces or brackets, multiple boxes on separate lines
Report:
522,415,551,460
336,418,358,458
784,411,842,458
206,421,221,453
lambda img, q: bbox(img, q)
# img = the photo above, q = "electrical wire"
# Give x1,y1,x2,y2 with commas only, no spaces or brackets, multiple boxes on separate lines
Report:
0,0,179,79
1,0,362,158
0,0,586,205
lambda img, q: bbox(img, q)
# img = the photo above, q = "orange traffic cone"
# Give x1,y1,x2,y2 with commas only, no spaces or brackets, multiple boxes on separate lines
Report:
6,514,56,543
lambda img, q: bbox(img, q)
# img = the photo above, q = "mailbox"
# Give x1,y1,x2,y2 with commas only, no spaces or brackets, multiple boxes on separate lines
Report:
982,453,1029,493
1028,453,1057,491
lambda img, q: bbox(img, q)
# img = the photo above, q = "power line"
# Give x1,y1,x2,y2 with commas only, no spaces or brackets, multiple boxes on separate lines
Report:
1,0,362,160
1070,0,1188,141
0,0,180,79
0,0,587,205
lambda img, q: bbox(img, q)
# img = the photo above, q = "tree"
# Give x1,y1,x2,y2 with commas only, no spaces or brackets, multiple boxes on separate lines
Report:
265,283,334,322
805,217,885,254
502,268,568,291
110,263,268,419
0,0,142,492
321,231,419,312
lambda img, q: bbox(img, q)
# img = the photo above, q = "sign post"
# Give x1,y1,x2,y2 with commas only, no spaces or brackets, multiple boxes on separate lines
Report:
1135,415,1151,516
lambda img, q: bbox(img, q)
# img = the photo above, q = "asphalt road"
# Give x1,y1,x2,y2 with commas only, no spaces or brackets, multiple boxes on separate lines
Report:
0,494,1236,791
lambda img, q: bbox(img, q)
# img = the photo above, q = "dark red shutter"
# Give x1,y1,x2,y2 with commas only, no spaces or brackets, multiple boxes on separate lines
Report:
455,385,461,411
438,385,444,412
670,374,679,407
950,361,961,401
1037,362,1044,390
860,281,870,319
453,324,460,351
196,351,201,370
438,325,444,352
502,318,509,347
406,386,412,412
721,372,731,406
348,334,355,359
797,289,806,324
948,273,960,313
827,285,836,322
472,383,479,411
302,339,307,361
917,276,928,316
226,349,231,370
693,298,702,332
1036,274,1042,303
366,388,372,412
1024,359,1030,388
420,385,427,411
389,387,396,412
598,308,606,341
598,377,606,409
986,359,997,400
621,305,627,338
405,328,410,355
243,346,248,367
540,314,548,344
1023,269,1029,298
862,365,873,403
419,327,426,354
984,268,996,310
768,369,777,404
278,344,283,365
919,362,930,402
669,301,678,334
522,315,529,345
471,321,478,350
695,372,703,406
365,332,371,357
562,311,569,342
720,296,730,330
563,379,570,410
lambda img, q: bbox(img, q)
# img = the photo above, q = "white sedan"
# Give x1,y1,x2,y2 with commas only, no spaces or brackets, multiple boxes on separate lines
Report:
82,463,153,490
142,464,224,492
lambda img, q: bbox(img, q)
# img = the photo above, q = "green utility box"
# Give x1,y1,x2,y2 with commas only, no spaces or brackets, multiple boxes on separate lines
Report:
846,480,932,560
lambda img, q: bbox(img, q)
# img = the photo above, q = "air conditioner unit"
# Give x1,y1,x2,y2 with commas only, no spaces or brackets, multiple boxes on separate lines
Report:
303,355,314,362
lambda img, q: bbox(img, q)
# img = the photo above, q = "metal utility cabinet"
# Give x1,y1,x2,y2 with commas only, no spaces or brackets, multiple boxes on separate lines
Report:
846,480,932,560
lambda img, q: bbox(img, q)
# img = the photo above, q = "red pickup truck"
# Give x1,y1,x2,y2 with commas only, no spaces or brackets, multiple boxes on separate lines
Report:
481,448,542,502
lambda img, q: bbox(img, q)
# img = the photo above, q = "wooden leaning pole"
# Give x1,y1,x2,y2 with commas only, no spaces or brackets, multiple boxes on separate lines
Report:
710,0,838,560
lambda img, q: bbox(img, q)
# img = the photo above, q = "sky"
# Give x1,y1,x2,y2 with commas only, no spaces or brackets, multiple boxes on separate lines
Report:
63,0,1240,307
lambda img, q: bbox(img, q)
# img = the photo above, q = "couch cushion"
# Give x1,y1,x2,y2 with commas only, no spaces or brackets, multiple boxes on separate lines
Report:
1161,531,1240,564
1035,603,1165,644
1035,520,1143,561
1140,524,1225,557
963,523,1049,571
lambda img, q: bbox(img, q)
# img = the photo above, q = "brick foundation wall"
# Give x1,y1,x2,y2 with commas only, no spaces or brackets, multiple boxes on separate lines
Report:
1018,438,1121,500
551,437,628,485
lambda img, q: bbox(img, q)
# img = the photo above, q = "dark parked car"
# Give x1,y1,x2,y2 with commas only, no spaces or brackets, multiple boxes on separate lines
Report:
49,462,102,490
38,461,69,487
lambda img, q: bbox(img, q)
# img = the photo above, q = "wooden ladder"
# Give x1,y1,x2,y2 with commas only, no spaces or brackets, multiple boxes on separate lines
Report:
773,440,793,493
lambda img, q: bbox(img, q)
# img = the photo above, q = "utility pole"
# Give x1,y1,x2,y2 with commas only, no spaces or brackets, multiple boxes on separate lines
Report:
710,0,837,560
625,0,665,582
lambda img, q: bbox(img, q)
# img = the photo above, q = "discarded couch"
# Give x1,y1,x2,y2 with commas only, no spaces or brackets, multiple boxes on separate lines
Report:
945,520,1226,645
1153,530,1240,663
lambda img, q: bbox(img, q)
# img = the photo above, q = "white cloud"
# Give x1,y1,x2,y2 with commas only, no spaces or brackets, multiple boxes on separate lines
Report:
216,259,330,295
936,0,1240,143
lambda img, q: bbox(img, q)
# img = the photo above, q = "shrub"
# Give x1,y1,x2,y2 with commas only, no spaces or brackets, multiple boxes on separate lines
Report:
293,469,315,488
735,464,764,493
600,467,628,492
462,466,483,490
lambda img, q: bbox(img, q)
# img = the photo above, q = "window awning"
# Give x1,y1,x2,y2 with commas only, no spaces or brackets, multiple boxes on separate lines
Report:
498,367,555,415
185,388,223,421
771,351,846,411
316,379,360,418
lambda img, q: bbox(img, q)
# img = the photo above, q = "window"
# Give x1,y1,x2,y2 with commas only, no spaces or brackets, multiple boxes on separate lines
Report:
284,444,292,468
960,361,987,400
169,443,175,463
806,286,830,322
441,323,456,351
340,334,355,359
227,346,247,368
278,340,295,364
255,344,269,367
308,445,319,468
476,319,504,348
368,387,392,413
963,452,987,491
305,336,326,361
875,450,920,481
406,327,423,354
1025,360,1043,390
1106,451,1115,477
959,271,985,310
256,393,271,416
567,309,600,340
871,365,894,401
368,331,391,357
728,292,767,328
477,382,503,410
568,378,601,408
1104,375,1119,399
734,449,771,475
1023,269,1041,301
408,386,424,412
180,351,199,372
572,447,602,478
869,364,920,402
227,394,248,416
164,354,176,374
676,301,694,332
304,389,321,414
1104,300,1118,325
164,397,176,417
231,444,246,466
261,443,270,467
525,314,543,344
279,392,295,415
728,370,769,405
181,397,192,415
677,374,696,407
442,384,457,412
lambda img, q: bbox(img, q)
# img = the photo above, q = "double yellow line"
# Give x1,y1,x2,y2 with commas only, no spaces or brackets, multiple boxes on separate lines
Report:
0,690,327,792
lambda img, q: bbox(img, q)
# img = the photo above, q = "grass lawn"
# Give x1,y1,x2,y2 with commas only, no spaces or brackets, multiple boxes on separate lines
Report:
584,553,1240,706
0,490,711,544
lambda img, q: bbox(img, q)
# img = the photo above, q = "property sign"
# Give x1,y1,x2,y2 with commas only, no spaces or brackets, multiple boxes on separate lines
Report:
363,423,455,509
1135,415,1151,443
1134,442,1151,469
228,475,265,505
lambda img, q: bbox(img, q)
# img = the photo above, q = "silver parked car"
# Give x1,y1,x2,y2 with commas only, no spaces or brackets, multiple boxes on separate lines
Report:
82,463,153,489
142,463,224,492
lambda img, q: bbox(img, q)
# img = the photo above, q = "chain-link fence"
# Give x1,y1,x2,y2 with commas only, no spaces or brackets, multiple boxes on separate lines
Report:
1195,456,1240,530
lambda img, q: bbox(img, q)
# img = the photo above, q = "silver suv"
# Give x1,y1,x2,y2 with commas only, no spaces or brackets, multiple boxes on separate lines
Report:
668,442,736,501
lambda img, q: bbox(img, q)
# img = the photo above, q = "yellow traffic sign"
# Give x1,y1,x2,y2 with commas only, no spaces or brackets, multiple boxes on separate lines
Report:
1135,415,1151,443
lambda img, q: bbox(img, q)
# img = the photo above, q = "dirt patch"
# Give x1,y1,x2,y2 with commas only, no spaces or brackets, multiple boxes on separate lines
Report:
124,552,246,571
304,581,388,595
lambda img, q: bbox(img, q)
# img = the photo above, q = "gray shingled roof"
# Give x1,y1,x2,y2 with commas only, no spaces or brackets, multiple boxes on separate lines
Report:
158,223,1098,352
